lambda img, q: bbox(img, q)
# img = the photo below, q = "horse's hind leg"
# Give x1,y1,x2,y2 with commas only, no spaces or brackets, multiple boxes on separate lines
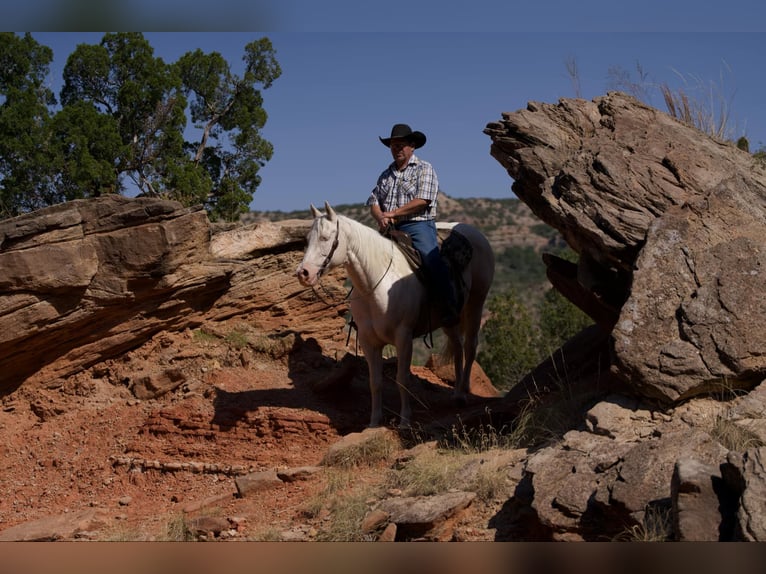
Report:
394,330,414,429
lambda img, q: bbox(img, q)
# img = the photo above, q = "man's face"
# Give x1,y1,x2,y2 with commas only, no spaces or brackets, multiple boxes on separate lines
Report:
389,138,414,166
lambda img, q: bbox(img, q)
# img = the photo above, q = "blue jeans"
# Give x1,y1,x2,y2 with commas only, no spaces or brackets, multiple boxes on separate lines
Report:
395,220,456,311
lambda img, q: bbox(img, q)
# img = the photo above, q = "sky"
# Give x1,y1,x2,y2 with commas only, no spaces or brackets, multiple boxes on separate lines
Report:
11,3,766,212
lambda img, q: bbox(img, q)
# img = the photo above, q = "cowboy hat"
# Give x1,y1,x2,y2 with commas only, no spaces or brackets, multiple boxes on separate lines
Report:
379,123,427,148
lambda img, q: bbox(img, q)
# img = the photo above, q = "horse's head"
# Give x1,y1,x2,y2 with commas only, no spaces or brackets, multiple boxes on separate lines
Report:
295,201,343,287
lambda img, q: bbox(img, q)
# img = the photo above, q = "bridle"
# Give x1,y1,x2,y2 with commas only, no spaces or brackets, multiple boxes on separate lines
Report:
310,217,395,303
307,220,421,354
315,218,340,280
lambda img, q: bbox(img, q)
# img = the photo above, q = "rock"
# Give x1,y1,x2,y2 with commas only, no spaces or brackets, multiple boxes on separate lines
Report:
361,508,390,534
129,368,186,400
376,491,476,541
377,522,397,542
186,515,231,538
485,92,766,403
585,395,656,441
671,458,728,541
425,354,501,398
612,430,728,515
0,196,229,393
209,219,310,259
0,508,109,541
234,470,282,497
524,429,632,539
321,427,400,467
613,183,766,402
276,466,322,482
721,447,766,541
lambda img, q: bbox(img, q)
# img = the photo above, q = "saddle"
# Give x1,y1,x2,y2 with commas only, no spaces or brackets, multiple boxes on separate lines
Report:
384,225,473,311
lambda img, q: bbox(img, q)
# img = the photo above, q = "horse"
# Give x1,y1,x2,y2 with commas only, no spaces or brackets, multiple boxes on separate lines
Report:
295,201,495,428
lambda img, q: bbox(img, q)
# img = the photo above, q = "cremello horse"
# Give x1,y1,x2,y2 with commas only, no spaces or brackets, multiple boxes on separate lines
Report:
296,202,495,428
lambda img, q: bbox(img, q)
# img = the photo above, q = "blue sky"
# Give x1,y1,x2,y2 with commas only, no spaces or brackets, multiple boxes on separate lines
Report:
21,25,766,212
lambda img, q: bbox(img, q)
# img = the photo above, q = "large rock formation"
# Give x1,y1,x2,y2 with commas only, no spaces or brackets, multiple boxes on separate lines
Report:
485,91,766,403
0,195,346,394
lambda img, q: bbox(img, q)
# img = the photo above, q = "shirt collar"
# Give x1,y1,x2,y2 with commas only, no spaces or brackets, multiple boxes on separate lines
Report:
389,153,419,172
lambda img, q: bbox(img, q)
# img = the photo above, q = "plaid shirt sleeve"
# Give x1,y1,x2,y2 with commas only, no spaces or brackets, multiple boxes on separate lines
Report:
414,159,438,205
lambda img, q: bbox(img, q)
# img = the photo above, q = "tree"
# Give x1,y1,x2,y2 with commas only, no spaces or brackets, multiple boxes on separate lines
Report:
175,38,281,220
0,33,56,217
0,33,281,220
60,32,191,200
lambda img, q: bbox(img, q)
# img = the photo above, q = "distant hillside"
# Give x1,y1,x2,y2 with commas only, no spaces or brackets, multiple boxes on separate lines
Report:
244,193,568,299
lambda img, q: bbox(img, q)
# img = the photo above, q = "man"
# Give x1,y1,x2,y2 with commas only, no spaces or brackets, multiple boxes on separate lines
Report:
367,123,459,326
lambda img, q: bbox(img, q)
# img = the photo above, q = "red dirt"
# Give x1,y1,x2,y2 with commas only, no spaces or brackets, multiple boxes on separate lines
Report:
0,319,504,541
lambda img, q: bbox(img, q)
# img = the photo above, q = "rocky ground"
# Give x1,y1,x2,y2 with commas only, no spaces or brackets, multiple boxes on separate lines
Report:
0,311,515,542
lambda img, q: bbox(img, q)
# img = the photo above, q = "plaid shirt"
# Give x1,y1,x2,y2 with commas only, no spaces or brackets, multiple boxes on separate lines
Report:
366,154,439,222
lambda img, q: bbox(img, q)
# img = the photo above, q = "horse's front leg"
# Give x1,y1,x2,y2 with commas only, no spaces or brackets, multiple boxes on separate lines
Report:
394,329,414,429
361,340,385,428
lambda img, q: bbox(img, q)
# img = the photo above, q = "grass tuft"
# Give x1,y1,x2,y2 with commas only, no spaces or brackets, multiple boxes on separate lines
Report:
614,503,673,542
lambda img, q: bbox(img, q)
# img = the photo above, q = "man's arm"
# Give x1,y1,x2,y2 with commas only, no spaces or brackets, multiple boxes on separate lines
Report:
382,198,429,222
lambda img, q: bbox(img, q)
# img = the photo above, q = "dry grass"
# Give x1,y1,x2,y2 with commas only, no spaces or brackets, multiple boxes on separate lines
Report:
710,416,764,452
705,378,765,452
321,430,401,469
248,527,284,542
441,412,524,453
100,512,192,541
659,64,737,142
161,512,194,541
614,503,673,542
386,448,464,497
300,468,382,542
387,437,516,503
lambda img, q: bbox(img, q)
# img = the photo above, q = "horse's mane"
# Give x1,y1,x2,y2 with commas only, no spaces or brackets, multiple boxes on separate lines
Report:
335,214,413,278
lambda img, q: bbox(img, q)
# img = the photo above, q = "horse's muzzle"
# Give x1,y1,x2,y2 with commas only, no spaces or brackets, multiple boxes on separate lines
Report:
295,265,317,287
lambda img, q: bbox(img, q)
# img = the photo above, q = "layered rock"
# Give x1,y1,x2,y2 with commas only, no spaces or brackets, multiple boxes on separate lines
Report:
0,195,346,393
485,91,766,403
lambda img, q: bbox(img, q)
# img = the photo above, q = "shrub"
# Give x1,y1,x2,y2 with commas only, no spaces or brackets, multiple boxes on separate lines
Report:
478,288,541,391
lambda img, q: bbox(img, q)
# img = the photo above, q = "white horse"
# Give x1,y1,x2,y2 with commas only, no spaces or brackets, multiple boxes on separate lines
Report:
296,202,495,428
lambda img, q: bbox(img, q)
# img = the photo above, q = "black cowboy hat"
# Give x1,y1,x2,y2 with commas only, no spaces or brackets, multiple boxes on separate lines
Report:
379,123,427,149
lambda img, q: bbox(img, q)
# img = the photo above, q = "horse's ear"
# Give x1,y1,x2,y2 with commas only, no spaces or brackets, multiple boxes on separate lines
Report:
310,204,322,218
324,201,337,221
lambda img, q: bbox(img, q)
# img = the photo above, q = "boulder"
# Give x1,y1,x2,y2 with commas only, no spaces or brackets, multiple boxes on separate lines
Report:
485,91,766,403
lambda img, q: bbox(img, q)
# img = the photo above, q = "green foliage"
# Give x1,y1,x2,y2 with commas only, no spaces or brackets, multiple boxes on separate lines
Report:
736,136,750,152
479,279,593,392
0,32,281,221
478,288,541,391
492,245,548,294
49,101,124,199
175,37,281,219
538,286,593,355
0,33,56,217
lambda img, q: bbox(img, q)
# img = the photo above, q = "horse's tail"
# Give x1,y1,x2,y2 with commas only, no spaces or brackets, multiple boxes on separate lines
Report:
439,335,457,366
